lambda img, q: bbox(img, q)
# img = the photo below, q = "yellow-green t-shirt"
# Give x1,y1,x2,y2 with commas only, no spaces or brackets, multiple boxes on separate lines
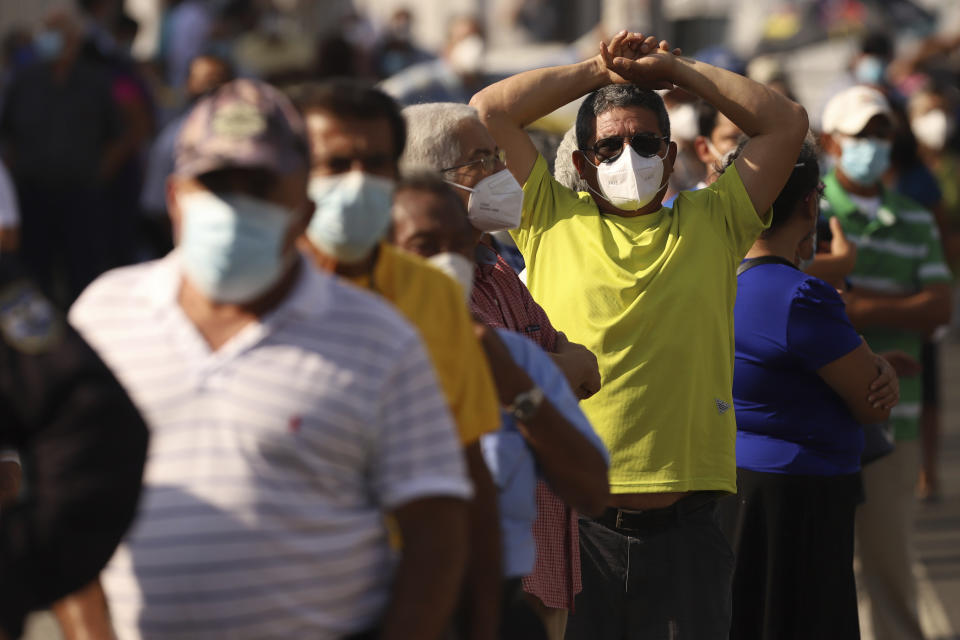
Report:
350,243,501,446
511,155,769,494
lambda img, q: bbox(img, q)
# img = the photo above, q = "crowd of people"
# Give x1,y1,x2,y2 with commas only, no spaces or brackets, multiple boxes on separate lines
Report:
0,2,958,639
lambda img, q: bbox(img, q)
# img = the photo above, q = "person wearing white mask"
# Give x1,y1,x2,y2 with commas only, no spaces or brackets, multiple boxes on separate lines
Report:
402,100,604,640
69,79,474,640
390,171,610,640
469,31,809,638
821,84,953,640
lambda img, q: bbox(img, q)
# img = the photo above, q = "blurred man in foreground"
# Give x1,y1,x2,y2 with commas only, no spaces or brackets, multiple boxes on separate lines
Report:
70,79,471,640
0,256,147,639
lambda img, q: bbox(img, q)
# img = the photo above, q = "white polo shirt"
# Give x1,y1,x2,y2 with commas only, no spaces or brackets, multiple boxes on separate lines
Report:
69,253,471,640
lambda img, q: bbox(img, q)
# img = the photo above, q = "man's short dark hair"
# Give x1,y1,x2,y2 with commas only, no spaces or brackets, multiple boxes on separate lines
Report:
697,100,720,138
291,79,406,161
575,85,671,151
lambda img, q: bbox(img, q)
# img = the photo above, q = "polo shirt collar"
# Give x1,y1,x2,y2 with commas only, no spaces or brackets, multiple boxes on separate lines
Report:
823,170,899,228
142,250,333,323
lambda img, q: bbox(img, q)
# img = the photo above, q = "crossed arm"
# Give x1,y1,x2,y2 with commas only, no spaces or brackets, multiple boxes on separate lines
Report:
470,31,808,218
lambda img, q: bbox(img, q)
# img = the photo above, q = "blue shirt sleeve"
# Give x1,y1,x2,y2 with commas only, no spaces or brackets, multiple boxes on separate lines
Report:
786,277,863,371
494,329,609,463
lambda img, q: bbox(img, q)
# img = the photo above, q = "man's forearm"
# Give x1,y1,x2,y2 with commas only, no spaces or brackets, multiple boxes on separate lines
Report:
381,498,469,640
461,445,502,640
520,403,608,516
848,288,951,333
665,57,804,140
471,57,608,129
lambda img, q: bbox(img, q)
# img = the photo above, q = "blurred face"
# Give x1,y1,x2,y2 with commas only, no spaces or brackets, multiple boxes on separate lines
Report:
391,188,473,261
306,111,397,179
168,169,312,252
186,57,231,101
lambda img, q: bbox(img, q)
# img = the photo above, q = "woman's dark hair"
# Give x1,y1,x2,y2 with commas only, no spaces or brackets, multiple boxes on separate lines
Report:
720,133,820,236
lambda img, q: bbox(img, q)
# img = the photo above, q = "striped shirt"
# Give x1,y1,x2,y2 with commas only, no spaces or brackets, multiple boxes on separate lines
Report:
821,171,953,440
69,253,471,640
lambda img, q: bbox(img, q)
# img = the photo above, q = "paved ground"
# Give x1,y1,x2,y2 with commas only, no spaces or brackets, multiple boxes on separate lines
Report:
912,333,960,640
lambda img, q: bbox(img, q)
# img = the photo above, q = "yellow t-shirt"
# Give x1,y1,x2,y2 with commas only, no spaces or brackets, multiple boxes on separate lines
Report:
350,243,500,445
511,155,769,494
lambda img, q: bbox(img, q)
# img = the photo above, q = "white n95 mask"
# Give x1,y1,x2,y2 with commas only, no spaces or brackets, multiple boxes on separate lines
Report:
589,145,667,211
449,169,524,232
427,252,475,302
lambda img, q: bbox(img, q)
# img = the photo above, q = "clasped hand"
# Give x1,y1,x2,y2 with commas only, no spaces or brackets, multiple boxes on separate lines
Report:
600,30,683,90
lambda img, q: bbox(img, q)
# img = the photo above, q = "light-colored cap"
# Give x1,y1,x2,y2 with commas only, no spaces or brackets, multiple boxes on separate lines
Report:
175,78,309,178
822,85,893,136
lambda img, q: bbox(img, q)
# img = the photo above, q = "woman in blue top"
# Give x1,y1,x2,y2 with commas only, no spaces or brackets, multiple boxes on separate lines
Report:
723,138,900,640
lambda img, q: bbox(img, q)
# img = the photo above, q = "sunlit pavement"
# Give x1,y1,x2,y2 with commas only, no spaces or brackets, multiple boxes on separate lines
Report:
910,334,960,640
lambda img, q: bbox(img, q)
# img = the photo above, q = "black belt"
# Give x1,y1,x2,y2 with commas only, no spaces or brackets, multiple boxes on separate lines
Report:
595,491,723,533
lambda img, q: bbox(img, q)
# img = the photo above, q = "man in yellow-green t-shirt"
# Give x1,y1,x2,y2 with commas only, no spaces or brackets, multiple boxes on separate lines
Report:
470,32,809,637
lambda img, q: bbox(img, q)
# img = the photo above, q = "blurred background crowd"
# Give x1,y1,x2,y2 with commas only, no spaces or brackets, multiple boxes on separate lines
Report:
1,0,960,638
2,0,960,308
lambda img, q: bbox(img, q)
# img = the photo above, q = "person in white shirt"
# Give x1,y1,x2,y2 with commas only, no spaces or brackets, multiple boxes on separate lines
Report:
69,78,472,640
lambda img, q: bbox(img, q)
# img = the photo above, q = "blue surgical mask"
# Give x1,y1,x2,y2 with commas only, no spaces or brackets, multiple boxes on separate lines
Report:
179,191,295,303
839,138,891,187
34,30,64,61
854,56,886,85
307,172,394,263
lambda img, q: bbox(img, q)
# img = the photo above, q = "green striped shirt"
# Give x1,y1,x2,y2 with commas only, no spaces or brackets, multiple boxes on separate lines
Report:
821,171,952,441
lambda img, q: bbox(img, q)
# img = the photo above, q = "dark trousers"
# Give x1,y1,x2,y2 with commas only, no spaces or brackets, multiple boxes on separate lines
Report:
565,493,734,640
719,468,862,640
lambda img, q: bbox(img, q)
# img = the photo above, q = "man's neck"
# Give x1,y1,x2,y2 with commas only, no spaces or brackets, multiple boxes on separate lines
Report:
300,239,378,280
178,260,302,351
835,167,882,197
591,187,665,218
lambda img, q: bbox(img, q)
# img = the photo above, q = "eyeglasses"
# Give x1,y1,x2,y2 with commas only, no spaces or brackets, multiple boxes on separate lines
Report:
441,148,507,174
583,134,669,163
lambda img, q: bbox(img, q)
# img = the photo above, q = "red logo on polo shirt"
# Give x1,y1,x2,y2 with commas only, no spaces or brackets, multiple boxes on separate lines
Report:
288,415,302,433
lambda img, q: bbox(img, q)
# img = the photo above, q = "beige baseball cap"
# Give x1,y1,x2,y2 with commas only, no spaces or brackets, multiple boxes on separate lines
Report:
821,85,893,136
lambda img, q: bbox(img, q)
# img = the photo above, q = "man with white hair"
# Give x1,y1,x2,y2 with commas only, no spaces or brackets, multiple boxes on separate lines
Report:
820,84,952,640
403,101,603,639
70,79,471,640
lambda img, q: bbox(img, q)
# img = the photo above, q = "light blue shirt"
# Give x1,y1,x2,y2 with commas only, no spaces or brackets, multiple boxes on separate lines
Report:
482,329,608,578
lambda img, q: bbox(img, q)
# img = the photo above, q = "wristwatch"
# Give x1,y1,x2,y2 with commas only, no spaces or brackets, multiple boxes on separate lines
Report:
506,385,544,423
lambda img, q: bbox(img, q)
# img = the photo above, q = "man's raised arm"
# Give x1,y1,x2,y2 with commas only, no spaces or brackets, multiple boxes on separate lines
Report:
469,32,647,187
604,36,808,216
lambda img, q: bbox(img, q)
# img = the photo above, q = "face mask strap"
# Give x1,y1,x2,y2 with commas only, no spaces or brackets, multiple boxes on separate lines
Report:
445,180,475,194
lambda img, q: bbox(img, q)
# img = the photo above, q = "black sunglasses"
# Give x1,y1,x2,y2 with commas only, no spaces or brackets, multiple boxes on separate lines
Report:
582,134,669,163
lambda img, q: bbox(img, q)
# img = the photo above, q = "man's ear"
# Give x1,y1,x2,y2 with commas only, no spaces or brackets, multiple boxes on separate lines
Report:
693,135,713,165
572,149,588,180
